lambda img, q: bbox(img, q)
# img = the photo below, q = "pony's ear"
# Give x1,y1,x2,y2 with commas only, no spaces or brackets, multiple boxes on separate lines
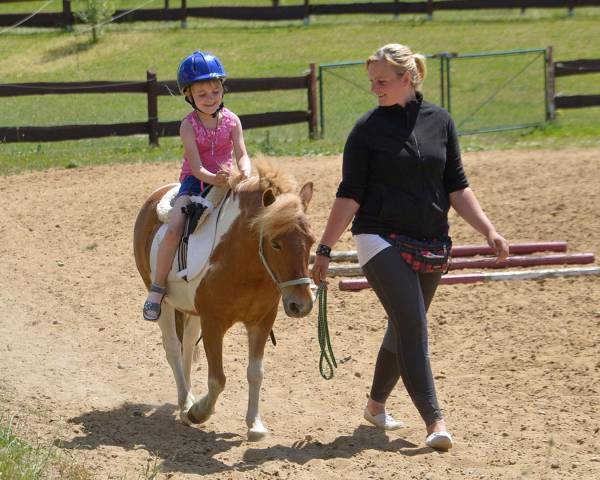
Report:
299,182,313,211
262,188,276,207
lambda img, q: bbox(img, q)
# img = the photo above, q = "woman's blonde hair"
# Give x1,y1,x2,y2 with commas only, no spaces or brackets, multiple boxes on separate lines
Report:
366,43,427,91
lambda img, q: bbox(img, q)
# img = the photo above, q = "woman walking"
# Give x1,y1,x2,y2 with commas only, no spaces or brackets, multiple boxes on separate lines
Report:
311,43,509,451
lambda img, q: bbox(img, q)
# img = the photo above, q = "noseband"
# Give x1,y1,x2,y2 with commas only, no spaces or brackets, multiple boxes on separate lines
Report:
258,225,311,292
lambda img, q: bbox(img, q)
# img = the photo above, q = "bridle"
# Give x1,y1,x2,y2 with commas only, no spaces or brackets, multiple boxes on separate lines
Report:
258,225,311,291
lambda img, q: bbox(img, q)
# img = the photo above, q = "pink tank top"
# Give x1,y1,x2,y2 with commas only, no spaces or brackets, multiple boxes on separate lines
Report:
179,107,236,182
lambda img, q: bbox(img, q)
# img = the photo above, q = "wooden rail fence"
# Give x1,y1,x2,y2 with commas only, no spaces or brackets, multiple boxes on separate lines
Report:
3,0,600,29
547,46,600,117
0,66,319,145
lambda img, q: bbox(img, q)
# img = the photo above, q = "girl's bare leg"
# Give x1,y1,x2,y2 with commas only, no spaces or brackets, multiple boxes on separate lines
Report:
145,196,190,306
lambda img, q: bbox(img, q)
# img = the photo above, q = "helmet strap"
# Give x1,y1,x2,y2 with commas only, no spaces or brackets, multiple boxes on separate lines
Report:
211,102,224,118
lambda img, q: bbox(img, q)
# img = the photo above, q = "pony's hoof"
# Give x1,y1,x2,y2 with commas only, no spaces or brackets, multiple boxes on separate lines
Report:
247,422,269,441
187,408,208,425
187,401,214,425
180,410,193,426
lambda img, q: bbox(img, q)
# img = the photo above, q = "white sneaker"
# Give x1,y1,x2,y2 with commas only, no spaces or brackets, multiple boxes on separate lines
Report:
363,407,404,430
425,431,453,451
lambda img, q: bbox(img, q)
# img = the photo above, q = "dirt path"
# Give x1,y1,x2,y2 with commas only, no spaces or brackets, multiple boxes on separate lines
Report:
0,149,599,479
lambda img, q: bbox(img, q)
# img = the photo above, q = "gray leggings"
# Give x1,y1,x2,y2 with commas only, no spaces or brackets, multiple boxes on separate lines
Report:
362,246,443,425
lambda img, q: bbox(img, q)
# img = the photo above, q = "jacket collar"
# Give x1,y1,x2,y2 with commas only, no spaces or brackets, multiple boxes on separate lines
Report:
378,91,423,114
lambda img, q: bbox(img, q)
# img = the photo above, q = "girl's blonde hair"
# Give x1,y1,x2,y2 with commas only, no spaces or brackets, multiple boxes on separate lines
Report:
183,78,225,100
366,43,427,91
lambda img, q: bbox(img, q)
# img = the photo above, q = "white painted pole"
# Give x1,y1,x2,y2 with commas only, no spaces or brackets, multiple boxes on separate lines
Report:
338,266,600,291
328,254,594,278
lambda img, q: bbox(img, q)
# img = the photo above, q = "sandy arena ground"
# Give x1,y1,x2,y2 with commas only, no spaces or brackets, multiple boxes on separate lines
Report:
0,149,599,479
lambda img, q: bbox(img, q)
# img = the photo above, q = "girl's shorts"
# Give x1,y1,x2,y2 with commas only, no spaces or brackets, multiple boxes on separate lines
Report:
177,175,204,198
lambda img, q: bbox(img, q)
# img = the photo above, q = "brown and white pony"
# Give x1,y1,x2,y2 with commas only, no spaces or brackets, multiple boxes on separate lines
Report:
133,162,315,440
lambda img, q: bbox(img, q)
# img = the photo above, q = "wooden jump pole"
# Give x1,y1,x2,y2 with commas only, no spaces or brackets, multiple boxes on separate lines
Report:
453,241,567,257
453,252,593,270
339,266,600,291
327,253,594,278
309,241,567,264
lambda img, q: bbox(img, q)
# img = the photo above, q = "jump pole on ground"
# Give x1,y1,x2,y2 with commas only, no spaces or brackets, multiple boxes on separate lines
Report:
339,266,600,291
310,241,568,264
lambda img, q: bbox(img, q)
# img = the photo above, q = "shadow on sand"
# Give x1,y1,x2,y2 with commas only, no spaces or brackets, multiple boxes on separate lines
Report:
237,425,432,470
59,403,433,476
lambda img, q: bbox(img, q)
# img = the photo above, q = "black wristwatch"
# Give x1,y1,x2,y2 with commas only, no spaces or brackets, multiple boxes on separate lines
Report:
315,243,332,259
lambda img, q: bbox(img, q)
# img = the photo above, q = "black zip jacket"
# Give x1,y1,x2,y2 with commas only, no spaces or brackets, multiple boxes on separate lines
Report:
336,93,469,239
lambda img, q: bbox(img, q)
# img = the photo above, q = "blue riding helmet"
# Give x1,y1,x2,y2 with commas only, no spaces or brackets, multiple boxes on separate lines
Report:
177,51,226,93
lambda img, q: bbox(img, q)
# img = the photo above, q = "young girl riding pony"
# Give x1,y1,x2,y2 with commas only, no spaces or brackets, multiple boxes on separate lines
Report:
143,51,252,321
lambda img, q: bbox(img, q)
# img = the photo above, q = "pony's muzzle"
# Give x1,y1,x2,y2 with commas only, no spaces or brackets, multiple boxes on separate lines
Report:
283,293,313,318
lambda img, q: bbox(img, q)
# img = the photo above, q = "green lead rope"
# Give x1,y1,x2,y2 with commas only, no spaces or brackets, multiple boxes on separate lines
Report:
317,282,337,380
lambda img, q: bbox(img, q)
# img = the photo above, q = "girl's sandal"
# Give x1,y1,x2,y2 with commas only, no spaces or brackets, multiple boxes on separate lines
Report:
143,283,166,321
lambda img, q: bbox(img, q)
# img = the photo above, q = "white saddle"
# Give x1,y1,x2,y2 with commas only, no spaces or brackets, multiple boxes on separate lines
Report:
150,185,229,283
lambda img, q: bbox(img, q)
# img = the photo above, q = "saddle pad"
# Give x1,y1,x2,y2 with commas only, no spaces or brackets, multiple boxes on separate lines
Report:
150,189,229,282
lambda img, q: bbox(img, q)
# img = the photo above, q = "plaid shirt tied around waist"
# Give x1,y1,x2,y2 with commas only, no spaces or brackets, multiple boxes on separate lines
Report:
384,233,452,274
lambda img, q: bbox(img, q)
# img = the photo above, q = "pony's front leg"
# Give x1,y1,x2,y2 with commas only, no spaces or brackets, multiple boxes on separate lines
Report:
245,310,276,441
157,305,195,424
187,320,225,425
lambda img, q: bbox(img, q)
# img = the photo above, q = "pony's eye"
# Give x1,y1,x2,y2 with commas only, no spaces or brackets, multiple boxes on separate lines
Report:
271,240,282,250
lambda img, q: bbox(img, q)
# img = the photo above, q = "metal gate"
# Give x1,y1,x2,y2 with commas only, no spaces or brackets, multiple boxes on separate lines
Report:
318,48,547,144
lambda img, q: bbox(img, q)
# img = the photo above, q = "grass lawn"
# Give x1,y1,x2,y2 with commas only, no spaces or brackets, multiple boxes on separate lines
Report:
0,415,90,480
1,4,599,174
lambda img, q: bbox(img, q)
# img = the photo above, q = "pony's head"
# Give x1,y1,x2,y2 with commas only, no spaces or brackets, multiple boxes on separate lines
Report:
239,160,315,317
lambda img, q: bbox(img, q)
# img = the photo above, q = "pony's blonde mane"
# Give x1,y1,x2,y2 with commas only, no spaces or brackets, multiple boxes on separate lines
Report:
254,192,308,239
226,159,308,239
226,158,297,196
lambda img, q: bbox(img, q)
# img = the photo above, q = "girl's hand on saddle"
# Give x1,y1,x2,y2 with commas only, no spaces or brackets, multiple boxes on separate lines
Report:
311,254,330,287
487,230,509,262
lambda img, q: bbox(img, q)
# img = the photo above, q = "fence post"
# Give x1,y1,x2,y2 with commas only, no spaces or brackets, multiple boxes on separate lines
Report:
545,46,556,120
304,0,310,25
272,0,279,6
426,0,433,20
62,0,73,31
567,0,574,16
445,53,452,115
439,54,446,110
318,64,325,138
147,70,160,146
165,0,169,9
307,63,318,139
181,0,187,28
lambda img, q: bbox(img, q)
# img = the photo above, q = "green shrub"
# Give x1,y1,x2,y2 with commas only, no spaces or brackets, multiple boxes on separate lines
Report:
76,0,116,43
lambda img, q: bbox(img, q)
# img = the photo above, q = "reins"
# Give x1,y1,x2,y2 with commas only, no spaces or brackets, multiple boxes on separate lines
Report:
316,282,337,380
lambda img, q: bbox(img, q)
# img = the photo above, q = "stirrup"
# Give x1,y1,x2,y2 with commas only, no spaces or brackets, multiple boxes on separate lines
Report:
143,283,166,322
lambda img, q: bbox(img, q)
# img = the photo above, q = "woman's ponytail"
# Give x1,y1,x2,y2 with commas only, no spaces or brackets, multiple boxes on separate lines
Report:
412,53,427,91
